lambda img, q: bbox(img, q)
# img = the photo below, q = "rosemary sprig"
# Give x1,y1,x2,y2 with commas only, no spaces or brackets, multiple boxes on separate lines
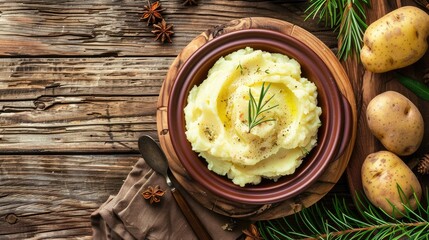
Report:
236,63,244,75
305,0,370,60
247,82,278,133
258,187,429,239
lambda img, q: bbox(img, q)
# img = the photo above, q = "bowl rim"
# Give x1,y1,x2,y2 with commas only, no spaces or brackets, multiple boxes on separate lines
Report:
167,28,351,204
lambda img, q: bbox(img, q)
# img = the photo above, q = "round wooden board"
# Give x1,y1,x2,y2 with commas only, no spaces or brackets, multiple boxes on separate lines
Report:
156,17,357,220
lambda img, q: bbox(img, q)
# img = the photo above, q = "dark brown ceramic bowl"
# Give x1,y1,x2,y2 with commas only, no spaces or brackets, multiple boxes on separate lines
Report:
168,29,352,204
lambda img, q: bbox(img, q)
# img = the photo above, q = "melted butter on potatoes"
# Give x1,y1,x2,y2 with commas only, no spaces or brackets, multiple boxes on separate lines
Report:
184,47,322,187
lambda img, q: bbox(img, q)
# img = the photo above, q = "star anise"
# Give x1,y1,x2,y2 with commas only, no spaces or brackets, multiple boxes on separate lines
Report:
152,19,174,43
242,223,263,240
141,185,165,204
183,0,198,6
141,0,165,26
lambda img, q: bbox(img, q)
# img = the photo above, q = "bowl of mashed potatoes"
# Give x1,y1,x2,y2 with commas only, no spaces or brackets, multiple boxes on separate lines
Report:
168,29,352,204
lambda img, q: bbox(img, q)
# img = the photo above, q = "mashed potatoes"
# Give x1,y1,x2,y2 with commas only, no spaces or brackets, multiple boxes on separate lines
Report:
184,47,322,187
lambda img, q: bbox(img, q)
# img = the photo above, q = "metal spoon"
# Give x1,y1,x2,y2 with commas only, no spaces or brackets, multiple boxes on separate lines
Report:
137,135,212,240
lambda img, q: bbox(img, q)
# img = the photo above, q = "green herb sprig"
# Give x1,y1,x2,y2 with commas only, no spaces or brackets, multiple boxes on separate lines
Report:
236,63,244,75
395,72,429,101
305,0,370,60
258,186,429,239
247,82,278,133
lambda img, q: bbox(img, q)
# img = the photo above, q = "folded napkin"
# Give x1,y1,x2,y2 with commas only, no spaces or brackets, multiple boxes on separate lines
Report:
91,157,250,240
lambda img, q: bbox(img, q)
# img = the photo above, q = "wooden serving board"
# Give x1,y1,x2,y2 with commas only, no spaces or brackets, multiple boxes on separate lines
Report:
156,17,358,220
345,1,429,202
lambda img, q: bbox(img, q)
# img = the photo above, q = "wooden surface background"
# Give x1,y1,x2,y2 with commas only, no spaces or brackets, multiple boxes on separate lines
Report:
0,1,337,238
0,0,426,239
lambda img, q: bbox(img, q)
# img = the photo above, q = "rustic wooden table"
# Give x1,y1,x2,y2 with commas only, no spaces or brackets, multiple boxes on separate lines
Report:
0,0,427,239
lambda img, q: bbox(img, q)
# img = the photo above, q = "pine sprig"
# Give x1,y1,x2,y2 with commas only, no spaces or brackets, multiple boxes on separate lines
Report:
247,82,279,133
258,187,429,239
305,0,370,60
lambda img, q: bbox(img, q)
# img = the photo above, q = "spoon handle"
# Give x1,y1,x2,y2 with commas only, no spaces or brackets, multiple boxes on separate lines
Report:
170,187,213,240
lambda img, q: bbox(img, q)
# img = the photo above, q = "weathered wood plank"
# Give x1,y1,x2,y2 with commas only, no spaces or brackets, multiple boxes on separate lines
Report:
0,1,345,239
0,154,138,239
0,57,171,99
0,0,337,57
0,57,171,153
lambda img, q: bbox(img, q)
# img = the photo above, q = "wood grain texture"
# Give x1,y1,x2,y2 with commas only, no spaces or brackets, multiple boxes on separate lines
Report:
345,0,429,199
0,154,138,239
0,57,172,153
0,0,336,57
0,0,342,238
157,17,357,220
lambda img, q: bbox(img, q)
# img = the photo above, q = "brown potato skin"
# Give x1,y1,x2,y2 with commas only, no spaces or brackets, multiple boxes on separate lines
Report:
366,91,424,156
360,6,429,73
361,151,422,218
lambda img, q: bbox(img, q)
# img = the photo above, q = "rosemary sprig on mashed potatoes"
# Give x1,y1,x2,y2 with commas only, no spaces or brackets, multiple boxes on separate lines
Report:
184,47,322,187
247,82,279,133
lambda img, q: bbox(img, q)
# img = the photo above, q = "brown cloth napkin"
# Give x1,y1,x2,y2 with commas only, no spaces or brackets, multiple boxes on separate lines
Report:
91,157,250,240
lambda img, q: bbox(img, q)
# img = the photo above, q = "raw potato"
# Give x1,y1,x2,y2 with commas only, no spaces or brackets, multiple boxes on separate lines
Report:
362,151,422,218
360,6,429,73
366,91,424,156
